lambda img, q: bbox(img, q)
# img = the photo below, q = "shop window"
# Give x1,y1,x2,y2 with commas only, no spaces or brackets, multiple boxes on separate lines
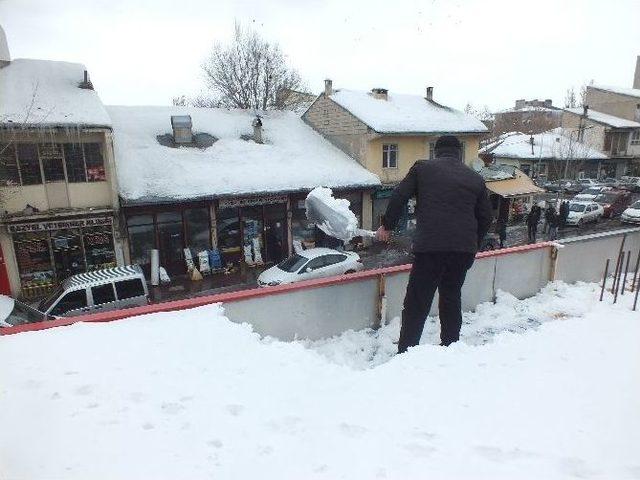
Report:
14,232,55,295
0,143,20,186
382,144,398,169
216,207,241,263
156,211,185,274
291,195,316,248
51,229,86,280
50,289,87,316
17,144,42,185
39,144,66,182
83,226,116,271
184,208,210,252
63,144,87,182
264,203,287,263
115,279,145,300
91,283,116,305
127,215,156,266
84,143,106,182
242,206,264,263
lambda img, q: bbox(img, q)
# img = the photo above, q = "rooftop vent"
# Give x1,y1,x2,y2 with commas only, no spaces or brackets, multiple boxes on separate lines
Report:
78,70,94,90
371,88,388,100
324,79,333,97
426,86,434,101
171,115,193,144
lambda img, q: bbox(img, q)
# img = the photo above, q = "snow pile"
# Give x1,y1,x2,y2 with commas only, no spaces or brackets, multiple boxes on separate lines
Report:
565,107,640,128
329,89,488,134
481,129,608,160
0,59,111,127
305,187,360,242
1,282,639,479
108,106,380,202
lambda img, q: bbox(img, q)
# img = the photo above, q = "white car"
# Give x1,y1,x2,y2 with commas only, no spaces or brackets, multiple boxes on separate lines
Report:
621,201,640,224
573,186,610,201
566,201,604,226
257,248,364,287
577,178,601,188
0,295,48,328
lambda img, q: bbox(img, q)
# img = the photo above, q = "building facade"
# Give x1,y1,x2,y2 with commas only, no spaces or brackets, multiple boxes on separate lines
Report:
303,81,487,227
0,54,122,299
493,99,563,136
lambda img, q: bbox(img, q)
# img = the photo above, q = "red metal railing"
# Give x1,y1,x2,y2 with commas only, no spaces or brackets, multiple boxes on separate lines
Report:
0,242,556,336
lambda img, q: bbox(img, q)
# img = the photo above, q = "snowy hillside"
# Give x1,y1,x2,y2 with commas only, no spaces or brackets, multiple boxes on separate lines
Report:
1,282,639,479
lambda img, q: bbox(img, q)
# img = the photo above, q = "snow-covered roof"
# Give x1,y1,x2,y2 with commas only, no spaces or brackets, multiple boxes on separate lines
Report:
565,107,640,129
108,106,381,203
591,84,640,99
480,129,608,160
0,59,111,128
497,105,560,114
328,89,488,134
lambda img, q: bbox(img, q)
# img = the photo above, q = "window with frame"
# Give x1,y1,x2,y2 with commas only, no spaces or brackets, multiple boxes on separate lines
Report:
50,289,87,316
39,144,66,182
115,278,146,300
84,143,106,181
382,144,398,168
63,144,87,182
0,143,20,186
92,283,116,305
17,144,42,185
301,256,326,272
631,130,640,146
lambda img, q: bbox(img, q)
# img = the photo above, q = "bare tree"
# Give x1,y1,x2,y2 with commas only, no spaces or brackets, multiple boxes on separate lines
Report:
201,23,309,111
564,87,577,108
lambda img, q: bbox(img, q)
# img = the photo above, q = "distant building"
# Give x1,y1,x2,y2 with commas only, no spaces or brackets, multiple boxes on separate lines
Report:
303,80,487,228
0,28,122,299
493,99,563,136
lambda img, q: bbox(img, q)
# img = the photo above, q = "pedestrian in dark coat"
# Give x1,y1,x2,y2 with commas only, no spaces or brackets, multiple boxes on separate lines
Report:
547,209,559,240
543,205,555,234
375,136,493,352
559,201,570,230
526,204,542,243
496,219,507,248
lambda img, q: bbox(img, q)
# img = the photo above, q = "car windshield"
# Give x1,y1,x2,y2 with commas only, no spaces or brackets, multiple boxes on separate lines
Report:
569,204,586,212
4,301,44,327
630,201,640,209
38,285,64,312
277,254,308,273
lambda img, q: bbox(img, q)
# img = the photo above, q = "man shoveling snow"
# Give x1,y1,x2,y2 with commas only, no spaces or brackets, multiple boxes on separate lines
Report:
307,136,492,353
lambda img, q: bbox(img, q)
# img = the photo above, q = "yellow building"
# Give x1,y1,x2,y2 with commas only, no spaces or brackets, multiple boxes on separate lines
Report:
0,31,122,299
303,80,488,228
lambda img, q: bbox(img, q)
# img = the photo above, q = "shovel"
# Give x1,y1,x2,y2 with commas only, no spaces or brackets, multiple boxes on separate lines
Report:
305,187,376,242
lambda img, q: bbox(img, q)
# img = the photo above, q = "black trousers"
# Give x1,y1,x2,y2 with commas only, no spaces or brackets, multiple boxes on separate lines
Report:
398,252,475,353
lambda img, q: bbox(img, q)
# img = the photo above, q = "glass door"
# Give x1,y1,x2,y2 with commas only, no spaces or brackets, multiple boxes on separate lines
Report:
264,203,287,264
51,228,86,280
156,211,185,275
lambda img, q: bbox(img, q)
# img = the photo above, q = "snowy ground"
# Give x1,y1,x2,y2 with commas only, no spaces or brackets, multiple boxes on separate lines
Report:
1,282,639,479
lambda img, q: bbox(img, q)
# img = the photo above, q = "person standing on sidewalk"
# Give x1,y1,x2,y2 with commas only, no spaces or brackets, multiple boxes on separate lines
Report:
526,204,542,243
375,136,493,352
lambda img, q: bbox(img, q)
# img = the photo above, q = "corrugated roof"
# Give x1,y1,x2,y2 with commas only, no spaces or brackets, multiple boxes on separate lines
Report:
63,265,142,289
484,169,544,198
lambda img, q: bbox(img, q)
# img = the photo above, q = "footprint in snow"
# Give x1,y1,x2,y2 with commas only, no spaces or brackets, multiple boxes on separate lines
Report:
74,385,93,396
142,422,155,430
225,404,244,416
339,422,367,438
207,439,223,448
403,443,436,457
161,402,185,415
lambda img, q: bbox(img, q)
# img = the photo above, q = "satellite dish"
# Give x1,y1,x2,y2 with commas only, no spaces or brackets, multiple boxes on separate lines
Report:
472,159,484,172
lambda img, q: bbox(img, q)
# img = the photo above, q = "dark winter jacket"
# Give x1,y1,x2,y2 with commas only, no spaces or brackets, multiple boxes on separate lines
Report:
382,155,493,253
527,206,542,226
547,210,560,228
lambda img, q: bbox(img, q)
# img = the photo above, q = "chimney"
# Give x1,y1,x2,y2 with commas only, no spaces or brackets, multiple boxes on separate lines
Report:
515,99,525,109
583,105,589,117
634,56,640,90
252,116,263,144
371,88,388,100
0,25,11,68
426,86,434,101
78,69,94,90
324,79,333,97
170,115,193,144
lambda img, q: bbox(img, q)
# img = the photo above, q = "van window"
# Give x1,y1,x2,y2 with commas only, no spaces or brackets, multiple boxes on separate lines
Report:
92,283,116,305
115,278,146,300
50,289,87,316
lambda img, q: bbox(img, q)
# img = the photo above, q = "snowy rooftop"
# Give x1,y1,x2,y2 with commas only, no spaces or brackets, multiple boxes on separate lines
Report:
1,281,638,479
591,84,640,99
565,107,640,129
497,105,560,114
328,89,488,134
108,106,381,203
0,59,111,128
480,129,608,160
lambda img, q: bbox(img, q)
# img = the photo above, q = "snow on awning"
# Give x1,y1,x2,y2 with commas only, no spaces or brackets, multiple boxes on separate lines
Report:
484,168,543,198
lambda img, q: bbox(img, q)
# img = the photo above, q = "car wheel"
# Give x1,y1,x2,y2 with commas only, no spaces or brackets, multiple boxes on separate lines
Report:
344,269,356,274
578,219,584,228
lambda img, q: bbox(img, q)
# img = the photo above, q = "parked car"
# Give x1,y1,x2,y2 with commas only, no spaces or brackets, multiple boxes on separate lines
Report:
566,201,604,227
544,179,572,193
0,295,49,328
257,248,363,287
577,178,601,188
37,265,149,318
599,177,619,188
563,181,585,195
573,186,611,202
621,201,640,224
619,177,640,193
593,190,632,218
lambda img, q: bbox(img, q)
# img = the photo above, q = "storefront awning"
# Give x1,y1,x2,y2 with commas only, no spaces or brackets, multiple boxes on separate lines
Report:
484,171,544,198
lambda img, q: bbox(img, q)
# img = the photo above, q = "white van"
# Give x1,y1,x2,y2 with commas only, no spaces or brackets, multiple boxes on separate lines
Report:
37,265,149,318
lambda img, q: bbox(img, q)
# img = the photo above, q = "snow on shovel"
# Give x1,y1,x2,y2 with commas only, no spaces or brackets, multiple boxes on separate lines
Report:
305,187,376,242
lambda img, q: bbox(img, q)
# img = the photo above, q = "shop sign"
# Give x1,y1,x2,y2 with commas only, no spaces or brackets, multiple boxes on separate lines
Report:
374,187,395,199
7,216,113,234
219,195,287,208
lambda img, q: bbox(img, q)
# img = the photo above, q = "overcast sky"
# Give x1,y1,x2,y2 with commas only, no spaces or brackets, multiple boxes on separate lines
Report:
1,0,639,112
